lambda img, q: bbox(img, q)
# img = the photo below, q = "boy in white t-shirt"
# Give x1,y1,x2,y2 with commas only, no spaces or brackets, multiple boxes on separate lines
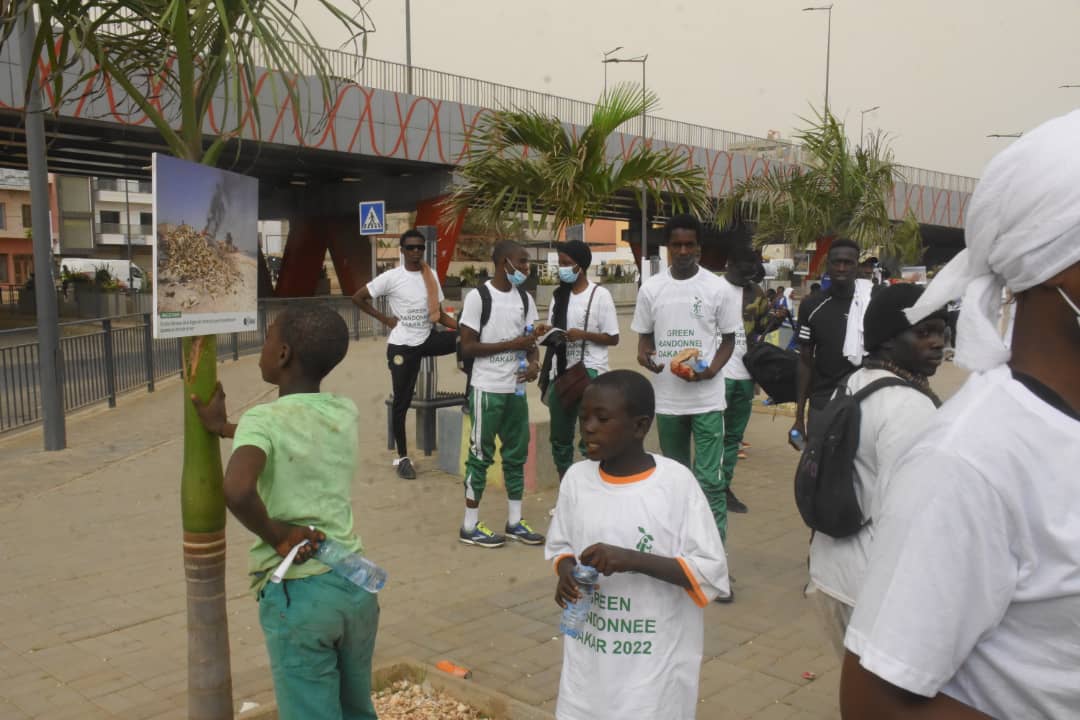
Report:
632,214,741,542
545,370,729,720
841,110,1080,719
457,240,543,548
351,229,458,479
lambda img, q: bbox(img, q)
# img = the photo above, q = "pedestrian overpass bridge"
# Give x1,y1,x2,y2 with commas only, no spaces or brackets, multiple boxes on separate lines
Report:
0,36,974,294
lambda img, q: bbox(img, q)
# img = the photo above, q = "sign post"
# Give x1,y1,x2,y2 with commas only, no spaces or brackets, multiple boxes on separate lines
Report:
359,200,386,236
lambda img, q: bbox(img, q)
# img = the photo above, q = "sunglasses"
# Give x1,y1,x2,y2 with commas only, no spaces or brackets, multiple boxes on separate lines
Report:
403,244,426,252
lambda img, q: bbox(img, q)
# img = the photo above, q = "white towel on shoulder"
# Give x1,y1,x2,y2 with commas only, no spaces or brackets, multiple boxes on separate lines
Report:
843,279,873,366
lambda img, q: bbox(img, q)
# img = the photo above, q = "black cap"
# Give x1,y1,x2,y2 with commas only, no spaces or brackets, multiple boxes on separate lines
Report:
863,283,947,351
555,240,592,270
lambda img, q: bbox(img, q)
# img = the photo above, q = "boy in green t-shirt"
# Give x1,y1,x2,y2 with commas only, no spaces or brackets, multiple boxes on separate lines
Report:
191,305,377,720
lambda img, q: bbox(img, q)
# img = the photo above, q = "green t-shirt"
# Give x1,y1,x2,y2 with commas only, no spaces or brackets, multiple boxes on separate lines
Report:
232,392,363,592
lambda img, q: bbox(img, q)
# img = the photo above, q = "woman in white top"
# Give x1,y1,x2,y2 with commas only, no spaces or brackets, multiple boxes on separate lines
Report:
536,240,619,480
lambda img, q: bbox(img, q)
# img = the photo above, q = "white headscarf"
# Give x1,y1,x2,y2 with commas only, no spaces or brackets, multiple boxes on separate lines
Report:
905,110,1080,371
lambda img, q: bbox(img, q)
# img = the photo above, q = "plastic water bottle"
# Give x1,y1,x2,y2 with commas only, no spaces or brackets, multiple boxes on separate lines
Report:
514,323,534,396
559,564,600,639
314,538,388,593
694,358,709,374
789,428,806,451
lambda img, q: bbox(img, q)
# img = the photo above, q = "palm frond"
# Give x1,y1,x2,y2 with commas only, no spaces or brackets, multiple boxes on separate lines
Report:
443,86,709,235
2,0,375,160
724,106,911,253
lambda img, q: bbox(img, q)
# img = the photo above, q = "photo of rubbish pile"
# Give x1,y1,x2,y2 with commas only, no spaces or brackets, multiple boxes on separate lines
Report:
152,154,258,337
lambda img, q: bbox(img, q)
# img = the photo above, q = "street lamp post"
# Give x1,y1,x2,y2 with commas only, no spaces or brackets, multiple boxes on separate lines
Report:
603,54,649,283
859,104,880,145
601,46,623,97
803,5,833,114
405,0,413,95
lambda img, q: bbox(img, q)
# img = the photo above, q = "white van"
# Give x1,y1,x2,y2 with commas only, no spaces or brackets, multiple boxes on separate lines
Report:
59,258,147,291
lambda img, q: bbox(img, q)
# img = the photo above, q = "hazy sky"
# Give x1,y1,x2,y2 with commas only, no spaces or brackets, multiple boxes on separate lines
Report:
304,0,1080,179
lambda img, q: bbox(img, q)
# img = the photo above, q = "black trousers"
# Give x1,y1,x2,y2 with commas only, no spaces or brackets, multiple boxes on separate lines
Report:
387,331,458,457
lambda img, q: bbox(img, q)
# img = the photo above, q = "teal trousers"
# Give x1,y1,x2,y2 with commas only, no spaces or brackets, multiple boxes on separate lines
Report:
259,572,379,720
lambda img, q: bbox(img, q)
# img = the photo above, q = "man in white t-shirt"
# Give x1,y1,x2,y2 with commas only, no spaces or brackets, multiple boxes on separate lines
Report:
632,215,741,543
841,110,1080,719
535,240,620,480
719,246,763,515
546,370,729,720
807,283,945,657
457,240,543,549
351,229,458,479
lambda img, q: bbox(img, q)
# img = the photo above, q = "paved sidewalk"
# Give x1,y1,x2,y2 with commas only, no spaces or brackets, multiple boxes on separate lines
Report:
0,318,968,719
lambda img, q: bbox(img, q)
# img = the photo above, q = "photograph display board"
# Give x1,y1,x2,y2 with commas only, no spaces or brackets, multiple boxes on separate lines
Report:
152,154,258,339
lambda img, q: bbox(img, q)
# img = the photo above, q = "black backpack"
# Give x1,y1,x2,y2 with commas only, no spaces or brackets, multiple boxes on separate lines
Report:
743,341,799,404
457,283,530,408
793,375,929,538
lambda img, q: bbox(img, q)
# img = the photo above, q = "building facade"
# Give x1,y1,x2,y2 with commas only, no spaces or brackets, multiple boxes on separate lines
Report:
0,169,34,293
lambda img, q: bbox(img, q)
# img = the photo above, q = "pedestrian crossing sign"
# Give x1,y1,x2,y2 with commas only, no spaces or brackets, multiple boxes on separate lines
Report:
359,200,386,236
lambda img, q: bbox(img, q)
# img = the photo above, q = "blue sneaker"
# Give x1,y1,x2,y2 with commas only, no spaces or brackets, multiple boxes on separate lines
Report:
459,521,505,548
505,520,545,545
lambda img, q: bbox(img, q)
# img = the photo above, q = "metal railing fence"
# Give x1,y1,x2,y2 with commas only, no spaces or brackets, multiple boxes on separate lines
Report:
0,296,374,434
76,19,976,195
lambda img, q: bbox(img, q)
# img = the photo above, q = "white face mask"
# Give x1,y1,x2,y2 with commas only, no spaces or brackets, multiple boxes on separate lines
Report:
1057,286,1080,331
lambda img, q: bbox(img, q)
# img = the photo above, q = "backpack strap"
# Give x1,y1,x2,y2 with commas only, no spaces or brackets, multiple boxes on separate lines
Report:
516,286,529,323
851,376,919,403
475,283,528,331
477,283,493,331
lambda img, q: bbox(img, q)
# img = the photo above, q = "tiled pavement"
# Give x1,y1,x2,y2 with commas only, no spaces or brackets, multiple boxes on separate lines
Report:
0,314,968,719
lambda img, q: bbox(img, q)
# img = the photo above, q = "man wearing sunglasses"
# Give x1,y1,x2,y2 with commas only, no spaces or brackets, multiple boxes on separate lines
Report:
352,229,459,479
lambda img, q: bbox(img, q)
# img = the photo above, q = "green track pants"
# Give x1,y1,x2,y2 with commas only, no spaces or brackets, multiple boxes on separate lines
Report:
464,389,530,503
547,368,600,477
657,411,728,541
722,379,754,489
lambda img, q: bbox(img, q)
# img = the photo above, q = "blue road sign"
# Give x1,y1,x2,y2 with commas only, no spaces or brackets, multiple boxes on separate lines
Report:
359,200,386,236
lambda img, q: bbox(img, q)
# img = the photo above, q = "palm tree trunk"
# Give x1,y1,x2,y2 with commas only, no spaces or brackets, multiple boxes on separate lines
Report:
182,334,233,720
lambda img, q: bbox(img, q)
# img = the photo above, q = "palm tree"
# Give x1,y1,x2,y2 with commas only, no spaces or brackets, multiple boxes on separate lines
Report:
720,110,922,269
2,3,373,718
442,83,712,241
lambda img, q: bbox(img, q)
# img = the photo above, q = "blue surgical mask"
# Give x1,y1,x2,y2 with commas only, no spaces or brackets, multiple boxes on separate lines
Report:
558,266,580,284
505,262,527,288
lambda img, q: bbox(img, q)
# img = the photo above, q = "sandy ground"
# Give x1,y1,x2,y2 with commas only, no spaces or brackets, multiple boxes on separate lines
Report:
157,253,258,315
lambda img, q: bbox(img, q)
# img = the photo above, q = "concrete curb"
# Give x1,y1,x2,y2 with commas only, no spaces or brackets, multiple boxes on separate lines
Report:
237,658,555,720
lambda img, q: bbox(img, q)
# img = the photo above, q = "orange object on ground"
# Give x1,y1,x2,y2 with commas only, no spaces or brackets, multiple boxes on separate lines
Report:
435,660,473,679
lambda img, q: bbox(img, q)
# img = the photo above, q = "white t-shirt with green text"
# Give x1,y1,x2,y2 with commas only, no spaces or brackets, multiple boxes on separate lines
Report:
366,266,444,347
631,268,743,415
545,455,730,720
545,282,620,373
719,277,752,382
459,282,539,394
